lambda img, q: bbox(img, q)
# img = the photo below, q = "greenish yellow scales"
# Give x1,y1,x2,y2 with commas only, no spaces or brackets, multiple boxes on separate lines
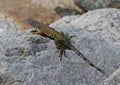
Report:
24,18,107,75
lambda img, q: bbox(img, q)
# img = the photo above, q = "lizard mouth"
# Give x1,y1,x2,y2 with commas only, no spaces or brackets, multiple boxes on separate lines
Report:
31,30,38,33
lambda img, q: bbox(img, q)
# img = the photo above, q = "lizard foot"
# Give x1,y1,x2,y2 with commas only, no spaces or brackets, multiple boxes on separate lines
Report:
56,49,67,60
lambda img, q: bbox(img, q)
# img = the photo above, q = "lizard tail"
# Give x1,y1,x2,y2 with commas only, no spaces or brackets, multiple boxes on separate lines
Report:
70,46,107,75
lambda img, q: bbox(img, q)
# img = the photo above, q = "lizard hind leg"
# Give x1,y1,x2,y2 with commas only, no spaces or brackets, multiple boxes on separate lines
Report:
68,35,76,40
54,39,68,60
66,33,76,41
61,32,76,41
54,40,65,60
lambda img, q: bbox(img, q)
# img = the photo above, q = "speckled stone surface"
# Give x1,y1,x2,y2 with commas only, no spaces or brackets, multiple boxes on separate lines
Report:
0,8,120,85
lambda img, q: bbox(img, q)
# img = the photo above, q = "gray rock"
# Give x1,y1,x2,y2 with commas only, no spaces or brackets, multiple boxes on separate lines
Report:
0,8,120,85
101,68,120,85
32,0,85,14
75,0,120,11
0,72,23,85
32,0,120,16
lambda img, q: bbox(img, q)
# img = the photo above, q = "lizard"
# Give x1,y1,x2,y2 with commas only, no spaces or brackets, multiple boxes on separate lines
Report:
24,18,107,75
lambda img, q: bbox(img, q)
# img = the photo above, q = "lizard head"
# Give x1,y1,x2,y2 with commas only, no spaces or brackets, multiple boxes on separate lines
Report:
24,18,45,34
24,18,44,29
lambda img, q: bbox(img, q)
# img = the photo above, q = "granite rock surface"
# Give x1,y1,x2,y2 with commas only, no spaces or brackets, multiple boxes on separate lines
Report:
0,8,120,85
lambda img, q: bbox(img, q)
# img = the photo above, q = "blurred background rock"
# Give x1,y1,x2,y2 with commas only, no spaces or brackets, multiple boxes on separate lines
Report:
0,0,120,30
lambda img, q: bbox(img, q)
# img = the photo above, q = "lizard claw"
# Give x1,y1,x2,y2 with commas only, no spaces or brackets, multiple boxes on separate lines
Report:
56,49,68,60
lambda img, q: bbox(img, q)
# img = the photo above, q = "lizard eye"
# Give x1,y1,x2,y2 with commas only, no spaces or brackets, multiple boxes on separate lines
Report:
25,18,33,24
24,18,30,24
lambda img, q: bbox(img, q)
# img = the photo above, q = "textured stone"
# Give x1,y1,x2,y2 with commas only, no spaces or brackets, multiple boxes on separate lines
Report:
75,0,120,10
0,8,120,85
31,0,85,17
